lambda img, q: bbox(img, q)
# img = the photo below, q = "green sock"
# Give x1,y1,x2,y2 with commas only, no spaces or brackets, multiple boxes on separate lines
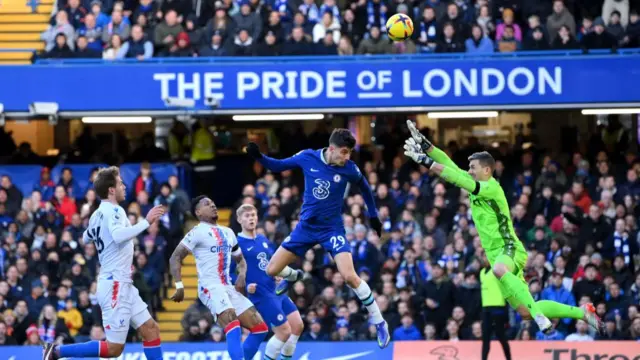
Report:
536,300,585,320
499,272,544,318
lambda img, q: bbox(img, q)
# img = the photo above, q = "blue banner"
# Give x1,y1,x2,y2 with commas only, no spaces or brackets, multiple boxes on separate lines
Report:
0,341,393,360
3,54,640,112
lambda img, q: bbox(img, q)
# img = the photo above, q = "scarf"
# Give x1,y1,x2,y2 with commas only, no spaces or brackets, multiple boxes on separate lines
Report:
613,231,631,265
366,0,386,31
546,248,562,264
38,321,56,343
438,253,460,268
319,4,340,22
299,3,319,23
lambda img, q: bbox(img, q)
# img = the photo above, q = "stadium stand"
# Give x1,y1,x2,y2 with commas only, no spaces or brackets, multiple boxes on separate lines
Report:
0,0,52,63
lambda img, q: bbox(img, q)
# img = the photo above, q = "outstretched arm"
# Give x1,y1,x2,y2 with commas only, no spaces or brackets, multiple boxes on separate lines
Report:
355,175,379,218
246,142,300,172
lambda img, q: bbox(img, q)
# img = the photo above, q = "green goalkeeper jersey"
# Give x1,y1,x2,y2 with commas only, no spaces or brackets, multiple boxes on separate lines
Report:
429,147,525,255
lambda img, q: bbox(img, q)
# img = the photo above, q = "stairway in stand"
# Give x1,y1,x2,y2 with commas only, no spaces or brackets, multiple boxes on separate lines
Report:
157,209,232,342
0,0,52,64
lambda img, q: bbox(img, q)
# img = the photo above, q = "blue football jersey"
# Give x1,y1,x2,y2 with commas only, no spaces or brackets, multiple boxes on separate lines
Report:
259,148,364,227
235,233,278,298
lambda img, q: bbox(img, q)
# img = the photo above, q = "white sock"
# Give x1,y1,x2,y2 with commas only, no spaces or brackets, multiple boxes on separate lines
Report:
264,336,286,360
351,281,384,324
277,266,298,281
281,334,299,358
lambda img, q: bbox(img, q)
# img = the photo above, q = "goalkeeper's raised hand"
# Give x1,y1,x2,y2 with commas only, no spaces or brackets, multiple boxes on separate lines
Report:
406,120,433,152
404,138,434,167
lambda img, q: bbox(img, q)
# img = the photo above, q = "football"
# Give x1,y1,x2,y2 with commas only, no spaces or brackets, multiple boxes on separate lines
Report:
386,13,414,42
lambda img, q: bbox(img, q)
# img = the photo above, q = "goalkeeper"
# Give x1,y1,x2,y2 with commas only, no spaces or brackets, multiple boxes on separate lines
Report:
403,120,604,335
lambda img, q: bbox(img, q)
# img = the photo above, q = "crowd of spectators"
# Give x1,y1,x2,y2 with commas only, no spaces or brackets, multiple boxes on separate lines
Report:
176,119,640,343
0,161,189,345
37,0,640,59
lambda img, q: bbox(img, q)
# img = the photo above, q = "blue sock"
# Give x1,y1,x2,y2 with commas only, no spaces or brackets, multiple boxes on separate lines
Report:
243,323,268,360
59,340,106,358
225,320,244,360
143,339,163,360
280,356,292,360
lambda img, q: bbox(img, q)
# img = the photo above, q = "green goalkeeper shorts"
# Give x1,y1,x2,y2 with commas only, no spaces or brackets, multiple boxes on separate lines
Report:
486,246,528,308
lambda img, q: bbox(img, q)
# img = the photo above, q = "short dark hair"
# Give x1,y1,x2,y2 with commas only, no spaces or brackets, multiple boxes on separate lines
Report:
468,151,495,170
93,167,119,199
329,128,356,149
191,195,208,217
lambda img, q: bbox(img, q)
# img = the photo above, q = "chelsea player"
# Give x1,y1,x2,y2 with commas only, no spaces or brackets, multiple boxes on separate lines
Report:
245,129,390,348
235,204,304,360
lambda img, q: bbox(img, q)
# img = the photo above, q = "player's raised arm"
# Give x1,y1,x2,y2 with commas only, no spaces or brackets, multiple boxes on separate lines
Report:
245,142,301,172
406,120,463,172
109,205,164,244
351,165,383,236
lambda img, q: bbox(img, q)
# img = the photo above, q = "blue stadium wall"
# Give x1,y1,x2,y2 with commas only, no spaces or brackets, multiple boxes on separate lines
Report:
3,50,640,115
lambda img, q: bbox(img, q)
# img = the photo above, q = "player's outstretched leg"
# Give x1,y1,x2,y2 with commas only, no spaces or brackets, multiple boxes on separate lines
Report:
334,252,389,348
266,246,304,295
238,308,269,360
493,255,553,334
535,301,605,334
281,311,304,360
218,309,245,360
43,340,119,360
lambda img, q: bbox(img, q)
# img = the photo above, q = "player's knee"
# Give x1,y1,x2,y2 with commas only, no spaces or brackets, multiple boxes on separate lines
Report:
492,263,507,278
106,342,125,357
275,322,292,340
343,272,360,288
266,262,279,277
139,319,160,340
290,319,304,336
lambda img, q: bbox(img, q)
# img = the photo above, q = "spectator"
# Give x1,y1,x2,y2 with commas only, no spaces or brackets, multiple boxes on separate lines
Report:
602,0,630,27
313,11,341,44
341,9,364,49
0,321,17,345
63,0,87,29
1,176,22,217
496,8,522,41
299,0,320,24
546,0,576,42
606,11,626,43
37,304,70,344
573,264,605,304
263,11,286,44
57,299,82,337
154,10,185,55
393,313,421,340
465,24,494,53
57,168,82,201
89,0,108,28
283,26,312,55
132,0,159,29
416,6,439,52
120,24,153,59
578,16,594,41
441,2,470,41
301,318,329,341
253,31,279,56
582,16,618,50
476,5,495,36
597,314,626,340
231,29,254,56
623,9,640,47
565,320,594,341
551,25,580,49
51,186,77,226
74,35,102,58
315,32,338,55
391,36,417,54
233,1,262,41
496,25,520,52
101,10,130,43
337,36,354,55
41,11,76,52
435,22,465,52
524,26,550,50
158,0,191,20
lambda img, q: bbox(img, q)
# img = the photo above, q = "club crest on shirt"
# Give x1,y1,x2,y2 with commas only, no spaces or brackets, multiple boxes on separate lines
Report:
263,242,268,249
333,174,341,183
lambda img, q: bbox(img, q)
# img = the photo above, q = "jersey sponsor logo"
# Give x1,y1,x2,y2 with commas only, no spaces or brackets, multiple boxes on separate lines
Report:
210,244,233,253
312,179,331,200
333,174,341,183
310,168,320,172
257,252,268,271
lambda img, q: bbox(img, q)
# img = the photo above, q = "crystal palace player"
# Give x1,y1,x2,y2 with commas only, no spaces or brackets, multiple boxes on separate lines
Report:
234,204,304,360
43,167,165,360
403,120,605,335
169,196,268,360
245,129,390,348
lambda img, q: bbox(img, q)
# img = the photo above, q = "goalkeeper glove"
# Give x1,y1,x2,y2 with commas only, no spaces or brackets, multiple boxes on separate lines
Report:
245,142,263,159
406,120,433,152
404,138,434,167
